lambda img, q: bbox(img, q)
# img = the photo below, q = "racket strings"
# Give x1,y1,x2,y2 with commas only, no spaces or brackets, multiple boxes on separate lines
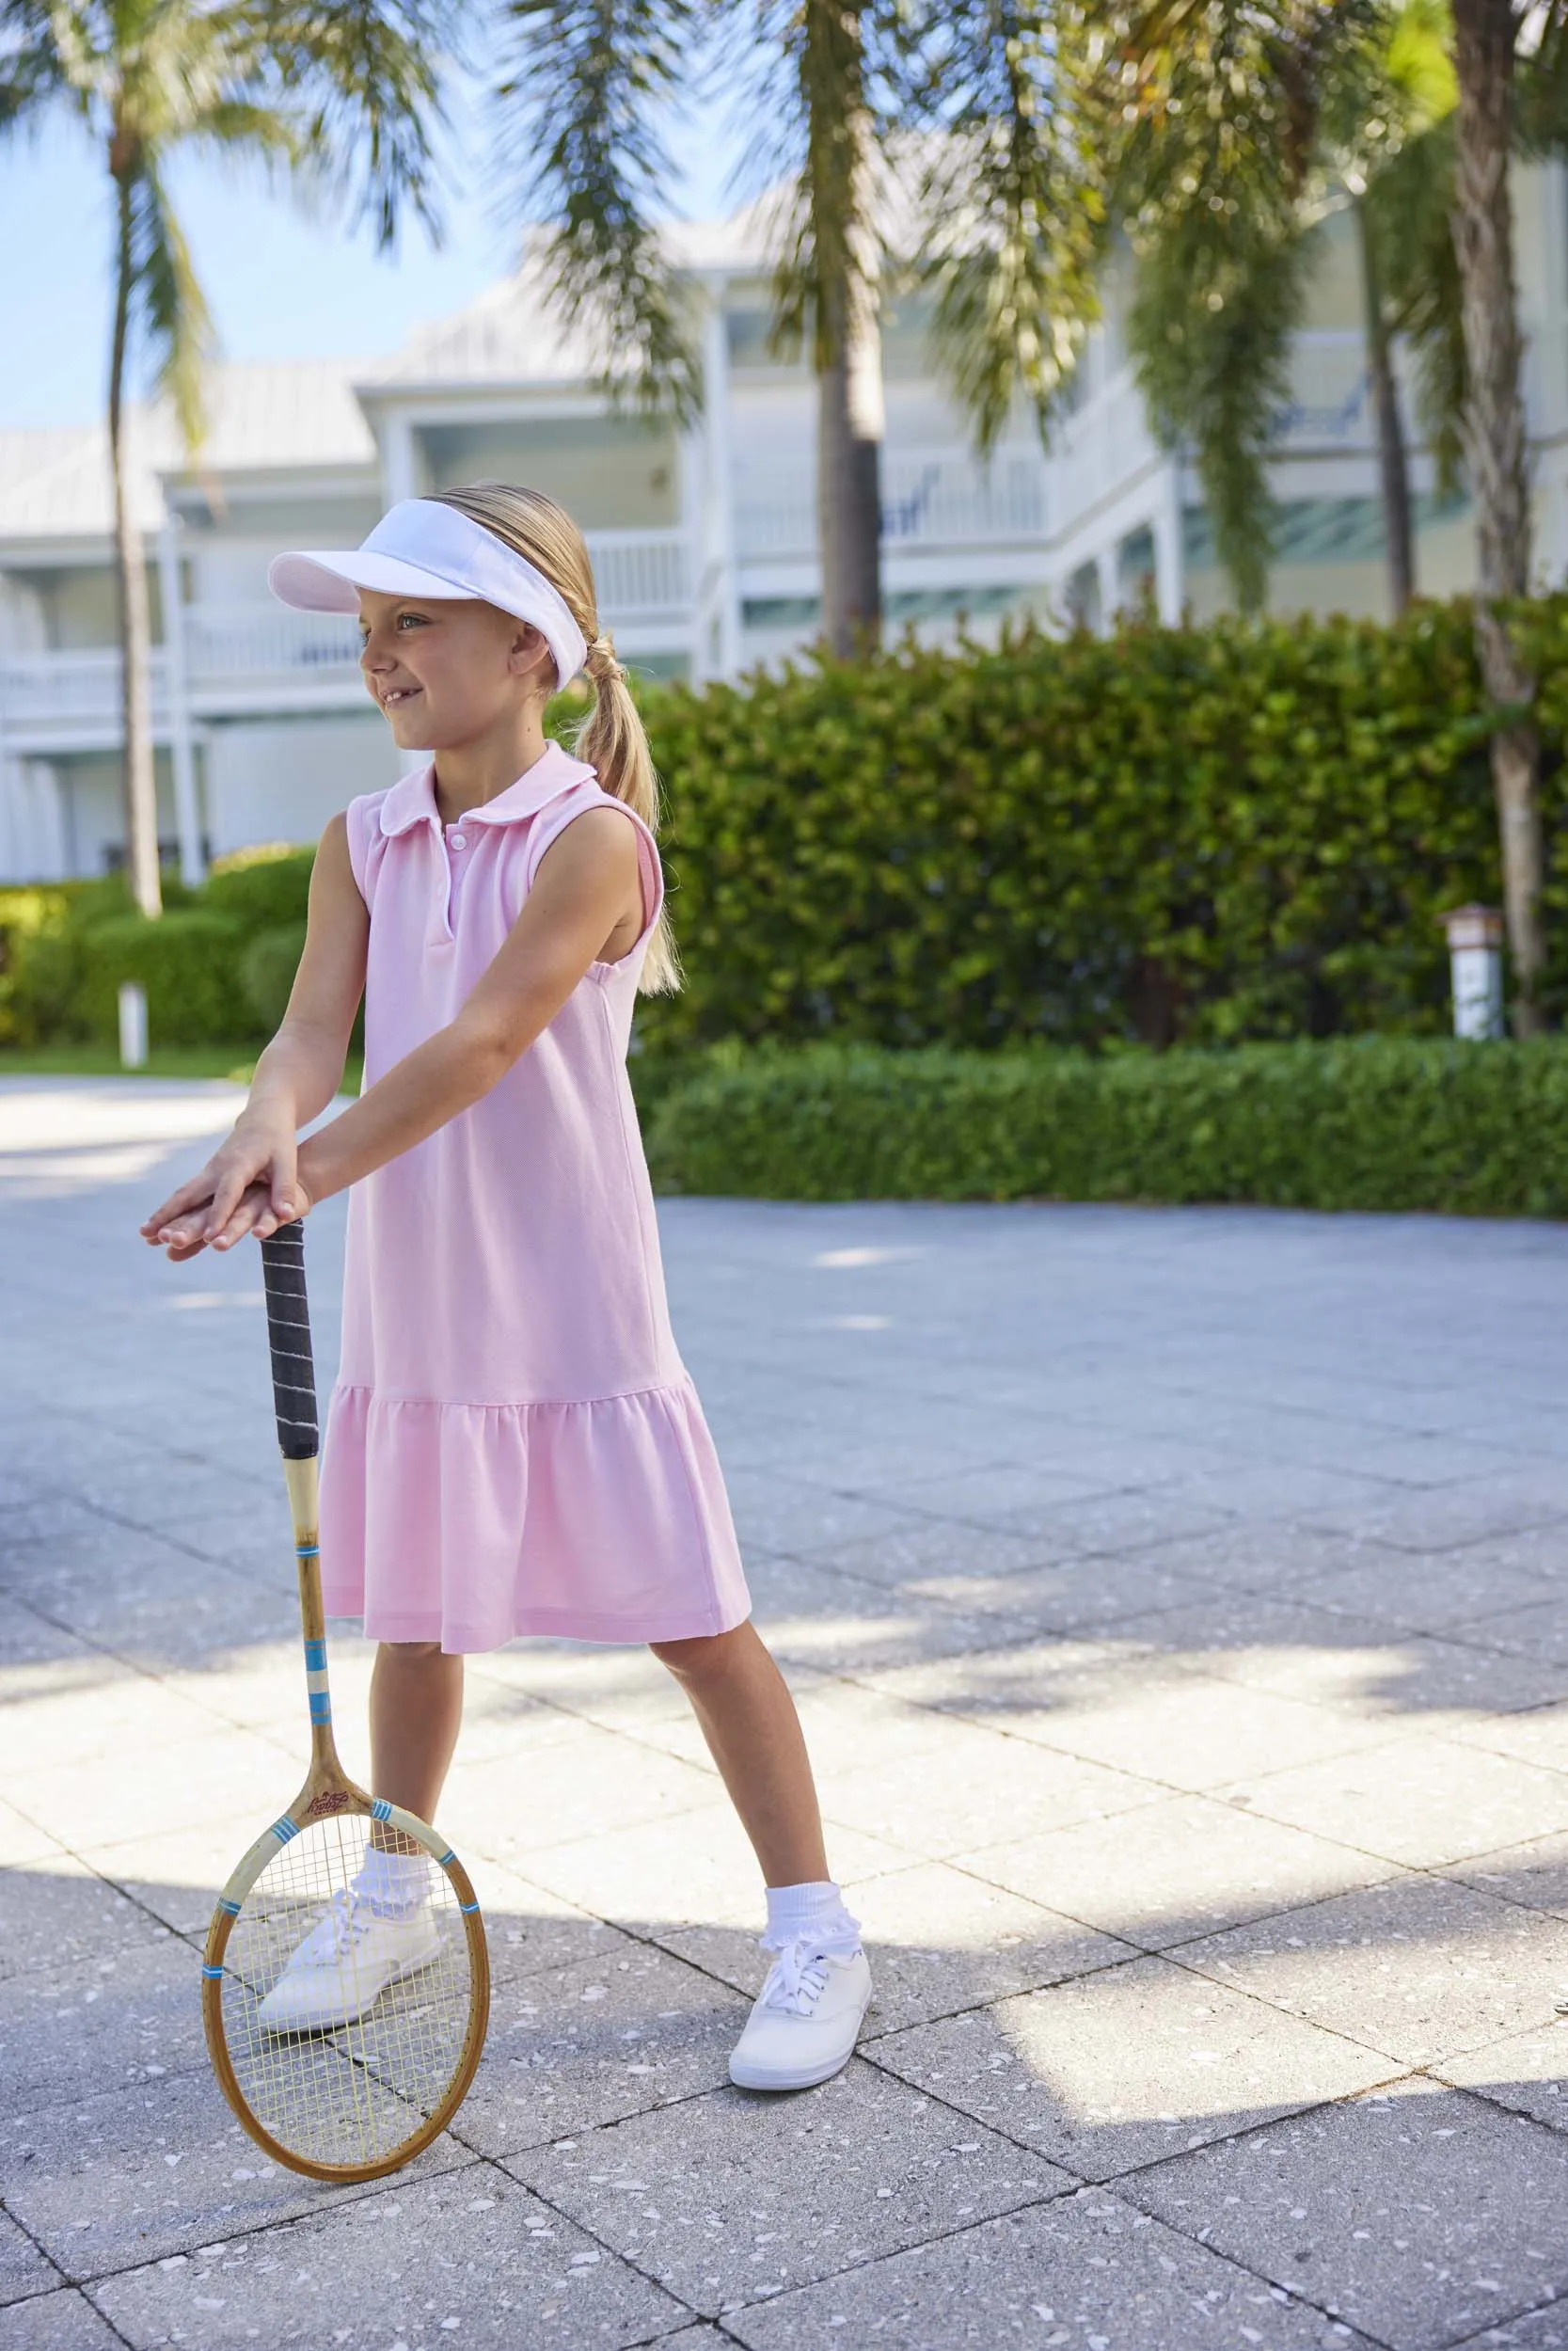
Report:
218,1815,474,2169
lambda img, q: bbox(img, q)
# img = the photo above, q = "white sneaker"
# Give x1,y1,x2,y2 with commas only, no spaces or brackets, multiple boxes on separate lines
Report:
257,1890,442,2033
729,1939,873,2091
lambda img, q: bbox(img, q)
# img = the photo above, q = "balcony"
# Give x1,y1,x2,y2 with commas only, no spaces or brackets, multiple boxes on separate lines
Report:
735,447,1049,562
0,530,696,744
0,648,171,748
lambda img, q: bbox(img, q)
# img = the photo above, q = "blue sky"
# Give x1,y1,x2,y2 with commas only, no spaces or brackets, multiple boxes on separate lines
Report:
1,80,742,431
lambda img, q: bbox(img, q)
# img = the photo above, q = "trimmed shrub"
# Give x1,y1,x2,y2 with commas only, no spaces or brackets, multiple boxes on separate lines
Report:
240,922,308,1033
643,1037,1568,1218
76,911,258,1047
633,597,1563,1056
203,843,315,934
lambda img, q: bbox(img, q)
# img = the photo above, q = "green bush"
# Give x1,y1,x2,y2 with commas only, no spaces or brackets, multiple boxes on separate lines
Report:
634,598,1552,1056
643,1037,1568,1218
76,911,259,1048
239,921,308,1033
202,843,315,934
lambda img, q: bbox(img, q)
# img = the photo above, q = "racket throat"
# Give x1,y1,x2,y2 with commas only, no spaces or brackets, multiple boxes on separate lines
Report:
283,1453,346,1777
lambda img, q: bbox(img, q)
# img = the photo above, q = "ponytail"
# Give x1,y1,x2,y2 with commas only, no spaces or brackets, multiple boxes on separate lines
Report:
426,480,681,995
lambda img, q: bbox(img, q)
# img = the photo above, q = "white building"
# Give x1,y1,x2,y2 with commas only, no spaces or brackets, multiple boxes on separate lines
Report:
7,166,1568,882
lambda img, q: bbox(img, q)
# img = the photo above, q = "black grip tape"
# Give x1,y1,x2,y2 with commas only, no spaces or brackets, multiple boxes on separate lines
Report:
260,1223,318,1460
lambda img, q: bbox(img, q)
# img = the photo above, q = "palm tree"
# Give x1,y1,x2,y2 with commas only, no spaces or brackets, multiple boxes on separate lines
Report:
0,0,452,916
1112,0,1457,617
495,0,1102,659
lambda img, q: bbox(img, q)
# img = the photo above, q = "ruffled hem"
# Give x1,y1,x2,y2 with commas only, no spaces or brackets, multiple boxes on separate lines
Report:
318,1375,752,1654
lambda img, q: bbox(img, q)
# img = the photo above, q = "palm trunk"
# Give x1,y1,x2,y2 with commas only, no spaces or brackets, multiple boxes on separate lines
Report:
805,0,883,657
1355,199,1415,614
817,257,883,657
110,161,162,919
1450,0,1542,1032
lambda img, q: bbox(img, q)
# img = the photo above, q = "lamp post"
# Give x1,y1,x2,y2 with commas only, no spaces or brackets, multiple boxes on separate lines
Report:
1440,904,1505,1040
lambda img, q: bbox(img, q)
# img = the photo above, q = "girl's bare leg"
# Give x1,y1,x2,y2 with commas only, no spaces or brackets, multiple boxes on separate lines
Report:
369,1640,465,1846
650,1621,830,1886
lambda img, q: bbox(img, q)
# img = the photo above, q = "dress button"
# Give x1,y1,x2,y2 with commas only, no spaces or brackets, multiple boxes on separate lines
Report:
450,832,467,850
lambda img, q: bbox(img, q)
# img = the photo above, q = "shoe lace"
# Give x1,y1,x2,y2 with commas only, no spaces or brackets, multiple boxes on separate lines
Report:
326,1888,378,1960
758,1932,832,2017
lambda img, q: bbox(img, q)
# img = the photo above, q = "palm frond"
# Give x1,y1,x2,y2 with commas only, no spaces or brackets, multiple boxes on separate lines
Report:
126,153,215,452
1370,111,1465,492
1129,206,1310,611
913,0,1108,451
234,0,453,248
491,0,705,419
0,1,66,129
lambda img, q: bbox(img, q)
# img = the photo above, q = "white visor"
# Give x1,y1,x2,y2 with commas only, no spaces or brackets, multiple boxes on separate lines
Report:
267,498,588,691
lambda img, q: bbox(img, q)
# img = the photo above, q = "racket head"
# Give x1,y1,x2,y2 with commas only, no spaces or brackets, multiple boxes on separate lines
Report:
201,1792,489,2184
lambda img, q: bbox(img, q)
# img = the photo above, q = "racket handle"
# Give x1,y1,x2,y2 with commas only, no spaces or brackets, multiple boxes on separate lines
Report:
260,1223,319,1461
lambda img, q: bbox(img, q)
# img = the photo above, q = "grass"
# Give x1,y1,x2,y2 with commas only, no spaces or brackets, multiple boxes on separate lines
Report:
0,1045,365,1090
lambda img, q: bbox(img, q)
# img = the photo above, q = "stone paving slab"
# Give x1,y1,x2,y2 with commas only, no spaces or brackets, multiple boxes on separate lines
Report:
723,2187,1382,2351
3,2064,474,2280
451,1943,749,2159
866,1637,1407,1788
958,1788,1403,1949
1173,1874,1568,2069
1222,1736,1568,1870
91,2165,690,2350
8,1081,1568,2347
866,1952,1397,2180
1125,2074,1568,2351
1432,2019,1568,2135
0,2288,120,2350
0,1919,206,2122
1106,1590,1568,1727
0,2206,60,2307
502,2059,1070,2317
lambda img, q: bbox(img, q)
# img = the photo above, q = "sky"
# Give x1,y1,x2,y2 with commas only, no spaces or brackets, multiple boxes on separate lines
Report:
0,79,743,432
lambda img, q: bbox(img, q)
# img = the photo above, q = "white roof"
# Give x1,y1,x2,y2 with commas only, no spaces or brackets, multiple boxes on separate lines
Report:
364,199,783,393
0,357,377,548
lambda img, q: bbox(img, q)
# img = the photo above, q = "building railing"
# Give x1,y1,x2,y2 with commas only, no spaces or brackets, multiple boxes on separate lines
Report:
735,447,1049,560
186,606,361,681
0,530,697,736
589,529,690,619
0,646,170,733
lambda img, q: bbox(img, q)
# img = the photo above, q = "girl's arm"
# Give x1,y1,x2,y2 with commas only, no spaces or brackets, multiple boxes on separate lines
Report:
140,814,369,1259
154,805,642,1257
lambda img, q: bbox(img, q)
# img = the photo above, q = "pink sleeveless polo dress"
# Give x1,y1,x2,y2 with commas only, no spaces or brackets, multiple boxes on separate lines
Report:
317,739,752,1653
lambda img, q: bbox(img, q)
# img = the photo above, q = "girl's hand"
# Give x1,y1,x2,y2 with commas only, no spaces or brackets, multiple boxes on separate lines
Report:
140,1118,302,1256
149,1173,313,1262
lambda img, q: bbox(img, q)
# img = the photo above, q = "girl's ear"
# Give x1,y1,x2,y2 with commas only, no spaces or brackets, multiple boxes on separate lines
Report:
508,623,552,684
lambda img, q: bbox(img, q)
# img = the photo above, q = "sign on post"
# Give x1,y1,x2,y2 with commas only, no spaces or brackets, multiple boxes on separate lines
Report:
118,980,149,1070
1439,905,1504,1042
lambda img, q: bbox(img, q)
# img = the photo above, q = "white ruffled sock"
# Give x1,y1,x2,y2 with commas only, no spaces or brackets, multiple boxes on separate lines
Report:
763,1879,862,1959
356,1844,431,1919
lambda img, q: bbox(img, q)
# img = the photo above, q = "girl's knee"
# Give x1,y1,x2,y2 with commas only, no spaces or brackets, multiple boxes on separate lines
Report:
650,1627,747,1681
379,1639,448,1665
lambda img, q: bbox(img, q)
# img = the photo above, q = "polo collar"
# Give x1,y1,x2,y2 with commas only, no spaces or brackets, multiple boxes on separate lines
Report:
378,739,595,836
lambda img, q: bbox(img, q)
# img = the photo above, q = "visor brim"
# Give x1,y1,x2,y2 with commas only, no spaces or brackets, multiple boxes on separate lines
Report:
267,549,477,613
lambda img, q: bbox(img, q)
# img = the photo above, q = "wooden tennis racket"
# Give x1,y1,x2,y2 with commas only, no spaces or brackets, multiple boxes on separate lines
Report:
201,1220,490,2183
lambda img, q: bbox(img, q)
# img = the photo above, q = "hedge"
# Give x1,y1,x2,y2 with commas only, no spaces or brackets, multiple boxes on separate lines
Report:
642,1038,1568,1218
76,911,260,1047
632,598,1549,1057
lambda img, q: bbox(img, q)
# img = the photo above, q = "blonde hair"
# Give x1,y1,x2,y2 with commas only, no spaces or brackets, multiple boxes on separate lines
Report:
427,479,680,996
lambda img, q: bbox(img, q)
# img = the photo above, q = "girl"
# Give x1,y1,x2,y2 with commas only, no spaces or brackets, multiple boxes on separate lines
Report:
141,483,870,2092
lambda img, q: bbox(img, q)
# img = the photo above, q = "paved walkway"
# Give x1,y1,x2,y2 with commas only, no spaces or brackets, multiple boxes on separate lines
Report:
5,1079,1568,2351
